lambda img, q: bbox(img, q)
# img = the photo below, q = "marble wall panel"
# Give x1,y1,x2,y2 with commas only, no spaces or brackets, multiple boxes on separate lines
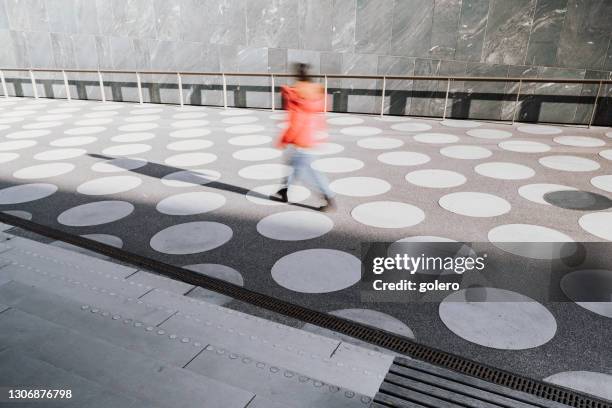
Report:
355,0,393,54
200,0,247,47
94,36,113,70
525,0,568,66
482,0,536,65
409,58,441,117
246,0,299,49
6,0,47,31
0,1,8,29
299,0,333,51
430,0,462,59
287,49,321,74
46,0,77,34
390,0,433,58
268,48,287,72
113,0,157,39
557,0,612,69
573,70,608,125
0,30,17,66
95,0,114,36
153,0,181,41
331,0,356,53
432,60,468,118
501,65,539,121
342,52,378,113
377,55,415,115
455,0,490,62
535,66,584,124
605,37,612,71
26,30,54,68
74,0,99,35
50,32,75,68
463,62,508,120
72,34,98,69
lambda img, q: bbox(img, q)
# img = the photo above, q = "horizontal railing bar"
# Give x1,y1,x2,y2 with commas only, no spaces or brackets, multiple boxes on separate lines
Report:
1,67,610,84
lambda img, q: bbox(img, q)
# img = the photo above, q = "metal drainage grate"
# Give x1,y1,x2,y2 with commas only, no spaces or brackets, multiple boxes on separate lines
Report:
0,212,609,408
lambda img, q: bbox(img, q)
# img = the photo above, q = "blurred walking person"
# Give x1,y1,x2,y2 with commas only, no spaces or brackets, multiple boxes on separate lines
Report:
275,63,336,211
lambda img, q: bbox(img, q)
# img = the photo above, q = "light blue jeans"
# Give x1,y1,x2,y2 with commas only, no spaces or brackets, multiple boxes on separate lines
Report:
283,148,334,198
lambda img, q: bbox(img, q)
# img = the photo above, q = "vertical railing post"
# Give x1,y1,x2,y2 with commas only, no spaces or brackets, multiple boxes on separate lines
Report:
270,74,275,111
62,70,71,101
442,78,451,120
136,72,143,104
177,72,184,106
0,70,8,98
588,80,603,128
97,71,105,102
222,73,228,109
324,75,328,112
29,70,38,98
380,76,386,117
512,80,522,124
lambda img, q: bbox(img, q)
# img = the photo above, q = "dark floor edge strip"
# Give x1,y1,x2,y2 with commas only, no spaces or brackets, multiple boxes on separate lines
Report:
0,213,609,408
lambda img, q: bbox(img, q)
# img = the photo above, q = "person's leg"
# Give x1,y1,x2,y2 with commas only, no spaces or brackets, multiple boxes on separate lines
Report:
300,152,336,210
276,147,301,202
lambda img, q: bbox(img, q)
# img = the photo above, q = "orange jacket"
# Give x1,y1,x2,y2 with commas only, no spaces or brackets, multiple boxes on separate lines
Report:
277,82,326,148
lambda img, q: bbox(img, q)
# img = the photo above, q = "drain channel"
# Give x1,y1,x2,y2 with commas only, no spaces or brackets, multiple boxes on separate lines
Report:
0,212,609,408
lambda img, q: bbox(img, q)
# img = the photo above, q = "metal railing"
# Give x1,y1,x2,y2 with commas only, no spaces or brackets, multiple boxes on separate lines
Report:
1,67,610,127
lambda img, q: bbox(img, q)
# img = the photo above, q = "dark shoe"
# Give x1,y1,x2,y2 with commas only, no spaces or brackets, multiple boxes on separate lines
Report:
319,196,336,212
274,187,288,203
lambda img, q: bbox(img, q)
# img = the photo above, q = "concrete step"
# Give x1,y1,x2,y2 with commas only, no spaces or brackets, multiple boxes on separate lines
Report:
0,306,255,408
0,348,151,408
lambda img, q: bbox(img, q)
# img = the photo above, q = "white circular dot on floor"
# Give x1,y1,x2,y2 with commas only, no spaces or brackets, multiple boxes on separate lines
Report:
172,112,208,119
0,140,37,151
225,125,265,134
50,136,97,147
0,124,9,131
246,184,310,206
406,169,467,188
129,107,162,115
123,115,161,123
6,129,50,139
357,137,403,149
518,183,578,205
377,151,431,166
150,222,232,254
169,128,211,138
561,269,612,318
304,142,343,156
75,118,113,126
539,155,600,172
65,126,106,135
170,120,210,129
228,135,271,146
77,176,142,196
544,372,612,401
13,162,75,180
439,288,556,349
23,121,63,129
118,123,158,132
375,116,411,122
156,192,226,215
102,144,152,156
165,152,217,167
238,163,292,180
324,309,415,339
269,113,287,120
219,109,254,116
271,249,360,293
440,145,492,160
257,211,333,241
606,131,612,138
498,140,551,153
579,212,612,241
441,119,481,128
600,149,612,160
232,147,282,161
466,128,512,139
475,162,535,180
553,135,605,147
414,133,459,144
351,201,425,228
0,152,19,163
439,192,511,217
84,111,117,118
82,233,123,248
0,183,57,204
92,157,147,173
111,132,155,143
182,264,243,305
161,169,221,187
488,224,575,259
221,116,259,125
167,139,213,151
327,116,364,125
330,177,391,197
391,122,432,132
1,110,36,117
591,175,612,193
92,104,122,111
339,126,382,136
311,157,364,173
58,201,134,226
517,124,562,135
36,114,72,121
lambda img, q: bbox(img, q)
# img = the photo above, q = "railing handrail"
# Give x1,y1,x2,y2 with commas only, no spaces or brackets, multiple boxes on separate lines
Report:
1,67,611,84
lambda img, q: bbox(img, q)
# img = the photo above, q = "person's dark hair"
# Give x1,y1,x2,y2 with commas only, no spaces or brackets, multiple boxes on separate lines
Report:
294,62,310,82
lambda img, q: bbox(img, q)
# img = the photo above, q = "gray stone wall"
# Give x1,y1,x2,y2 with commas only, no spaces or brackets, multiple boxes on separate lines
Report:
0,0,611,125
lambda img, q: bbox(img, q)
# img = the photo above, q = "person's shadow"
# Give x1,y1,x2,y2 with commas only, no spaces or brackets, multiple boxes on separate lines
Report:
87,153,321,210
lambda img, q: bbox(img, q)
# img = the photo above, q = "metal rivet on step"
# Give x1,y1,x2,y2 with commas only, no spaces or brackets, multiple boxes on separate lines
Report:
255,362,265,369
145,326,154,331
112,315,121,320
216,349,225,355
269,367,279,373
156,329,166,335
81,305,89,310
169,334,177,340
329,386,340,393
229,353,238,359
90,308,99,313
313,381,323,387
299,376,309,383
180,337,189,343
123,319,132,324
101,311,109,317
134,322,143,327
242,357,252,364
206,345,214,351
193,342,201,347
361,396,372,404
284,371,294,378
345,391,355,398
